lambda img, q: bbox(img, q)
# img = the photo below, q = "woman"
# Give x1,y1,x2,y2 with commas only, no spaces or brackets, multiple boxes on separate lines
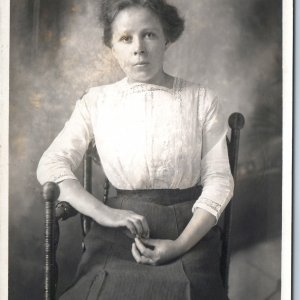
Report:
37,0,234,299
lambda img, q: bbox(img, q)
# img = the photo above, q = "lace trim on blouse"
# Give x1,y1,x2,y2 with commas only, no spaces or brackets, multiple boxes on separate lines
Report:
118,77,179,95
200,199,222,212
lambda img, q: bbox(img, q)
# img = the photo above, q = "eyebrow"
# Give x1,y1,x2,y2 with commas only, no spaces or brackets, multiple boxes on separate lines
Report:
116,27,161,35
141,27,160,32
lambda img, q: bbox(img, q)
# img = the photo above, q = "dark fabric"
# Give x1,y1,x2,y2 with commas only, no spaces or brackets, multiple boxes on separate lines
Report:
59,187,228,300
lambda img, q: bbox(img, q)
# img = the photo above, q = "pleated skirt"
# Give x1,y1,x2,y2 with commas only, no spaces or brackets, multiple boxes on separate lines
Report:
60,187,228,300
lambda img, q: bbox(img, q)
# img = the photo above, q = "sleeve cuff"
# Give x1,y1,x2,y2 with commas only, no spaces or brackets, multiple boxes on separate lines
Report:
192,200,221,224
37,169,79,185
51,173,79,184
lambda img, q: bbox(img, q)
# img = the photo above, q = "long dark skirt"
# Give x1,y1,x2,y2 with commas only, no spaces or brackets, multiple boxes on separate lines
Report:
60,187,228,300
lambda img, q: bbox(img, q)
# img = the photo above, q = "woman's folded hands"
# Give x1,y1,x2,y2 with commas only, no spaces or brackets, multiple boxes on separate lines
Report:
130,208,216,266
132,237,184,266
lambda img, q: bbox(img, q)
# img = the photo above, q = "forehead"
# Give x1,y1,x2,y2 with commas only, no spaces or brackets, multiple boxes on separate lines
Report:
112,6,163,33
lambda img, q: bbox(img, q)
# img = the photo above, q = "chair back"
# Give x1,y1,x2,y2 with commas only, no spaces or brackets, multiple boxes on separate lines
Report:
81,113,245,293
220,113,245,292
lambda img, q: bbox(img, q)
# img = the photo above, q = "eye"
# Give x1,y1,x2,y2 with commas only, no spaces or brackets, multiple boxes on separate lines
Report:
144,32,156,39
120,35,132,43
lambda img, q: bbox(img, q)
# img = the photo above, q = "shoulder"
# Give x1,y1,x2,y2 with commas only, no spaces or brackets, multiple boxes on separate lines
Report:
177,78,218,106
77,81,122,110
81,81,120,101
176,78,223,124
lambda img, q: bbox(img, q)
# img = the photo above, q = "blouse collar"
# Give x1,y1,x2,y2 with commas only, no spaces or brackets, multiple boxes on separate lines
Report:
117,77,180,94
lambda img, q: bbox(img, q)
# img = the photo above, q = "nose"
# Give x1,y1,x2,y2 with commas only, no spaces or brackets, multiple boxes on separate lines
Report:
133,37,146,55
134,49,145,55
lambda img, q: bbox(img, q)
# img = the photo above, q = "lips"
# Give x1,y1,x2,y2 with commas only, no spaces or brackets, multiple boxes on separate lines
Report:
133,62,149,66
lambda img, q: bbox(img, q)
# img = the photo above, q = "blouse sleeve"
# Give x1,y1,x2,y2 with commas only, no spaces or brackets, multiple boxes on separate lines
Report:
36,91,94,185
192,90,234,222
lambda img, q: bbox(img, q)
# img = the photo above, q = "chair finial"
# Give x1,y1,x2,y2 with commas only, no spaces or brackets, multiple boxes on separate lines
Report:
42,182,60,202
228,113,245,130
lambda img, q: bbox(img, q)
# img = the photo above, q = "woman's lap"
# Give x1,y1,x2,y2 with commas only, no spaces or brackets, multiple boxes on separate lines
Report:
59,191,228,300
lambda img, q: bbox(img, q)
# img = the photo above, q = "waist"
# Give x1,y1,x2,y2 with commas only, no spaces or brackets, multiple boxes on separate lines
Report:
115,185,202,206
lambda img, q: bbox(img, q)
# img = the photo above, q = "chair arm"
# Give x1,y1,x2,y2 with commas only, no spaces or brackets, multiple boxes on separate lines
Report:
42,182,80,299
56,201,78,221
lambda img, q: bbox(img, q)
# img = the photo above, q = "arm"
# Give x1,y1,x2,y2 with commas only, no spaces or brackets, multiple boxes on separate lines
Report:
133,91,233,265
37,92,94,185
192,90,234,220
37,90,149,238
58,179,149,237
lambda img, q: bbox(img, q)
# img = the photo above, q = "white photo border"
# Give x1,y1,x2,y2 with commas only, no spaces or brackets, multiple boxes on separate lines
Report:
0,0,9,298
282,0,293,299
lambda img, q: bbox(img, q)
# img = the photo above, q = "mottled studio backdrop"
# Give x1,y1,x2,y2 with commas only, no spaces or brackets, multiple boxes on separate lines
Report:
9,0,282,299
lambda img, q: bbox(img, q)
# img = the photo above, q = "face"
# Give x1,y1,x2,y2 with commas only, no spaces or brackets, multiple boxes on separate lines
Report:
111,6,168,85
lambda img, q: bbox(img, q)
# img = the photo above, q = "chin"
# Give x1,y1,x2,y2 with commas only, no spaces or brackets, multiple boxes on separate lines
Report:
127,68,160,83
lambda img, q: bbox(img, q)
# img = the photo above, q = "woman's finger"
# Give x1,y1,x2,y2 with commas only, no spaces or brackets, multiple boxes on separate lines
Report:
133,214,149,238
135,238,153,258
139,255,155,265
139,217,150,238
132,218,144,238
140,238,157,248
131,243,141,263
126,221,137,236
132,243,155,265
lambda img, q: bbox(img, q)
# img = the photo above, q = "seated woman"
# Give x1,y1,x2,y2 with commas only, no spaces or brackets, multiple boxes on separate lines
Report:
37,0,234,299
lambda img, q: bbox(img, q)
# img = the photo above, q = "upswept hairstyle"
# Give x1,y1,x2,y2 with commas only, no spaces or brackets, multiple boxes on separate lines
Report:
100,0,185,48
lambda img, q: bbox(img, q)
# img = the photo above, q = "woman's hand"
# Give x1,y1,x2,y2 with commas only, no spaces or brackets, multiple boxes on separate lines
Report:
131,238,183,265
58,180,151,238
102,208,150,239
57,180,149,238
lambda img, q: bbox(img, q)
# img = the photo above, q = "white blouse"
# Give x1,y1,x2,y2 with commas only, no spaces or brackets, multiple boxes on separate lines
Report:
37,77,234,221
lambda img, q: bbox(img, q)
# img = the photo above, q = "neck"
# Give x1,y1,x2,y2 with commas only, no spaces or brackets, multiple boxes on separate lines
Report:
127,71,174,89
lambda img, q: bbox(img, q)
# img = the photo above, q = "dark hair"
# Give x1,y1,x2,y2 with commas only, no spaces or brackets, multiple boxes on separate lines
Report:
100,0,185,48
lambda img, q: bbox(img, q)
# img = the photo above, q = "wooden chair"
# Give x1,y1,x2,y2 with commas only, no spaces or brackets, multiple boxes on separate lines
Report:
42,112,245,300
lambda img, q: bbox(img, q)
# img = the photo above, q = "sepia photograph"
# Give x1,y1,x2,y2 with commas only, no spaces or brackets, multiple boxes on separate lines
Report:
0,0,292,299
